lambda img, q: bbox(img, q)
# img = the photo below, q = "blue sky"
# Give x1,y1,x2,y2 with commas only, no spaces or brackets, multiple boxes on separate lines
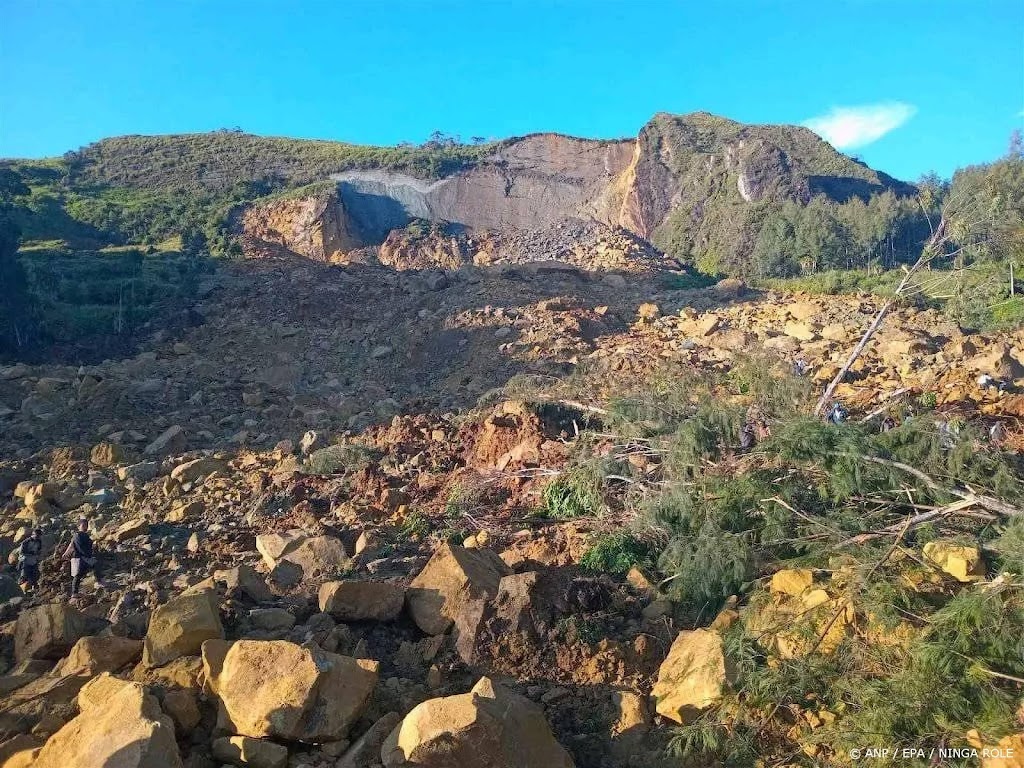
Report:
1,0,1021,180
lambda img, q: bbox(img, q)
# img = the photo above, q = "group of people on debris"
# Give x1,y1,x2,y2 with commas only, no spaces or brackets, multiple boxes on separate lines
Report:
15,518,98,598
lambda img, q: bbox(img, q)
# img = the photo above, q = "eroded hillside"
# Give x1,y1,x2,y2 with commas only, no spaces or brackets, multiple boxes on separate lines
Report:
0,241,1022,767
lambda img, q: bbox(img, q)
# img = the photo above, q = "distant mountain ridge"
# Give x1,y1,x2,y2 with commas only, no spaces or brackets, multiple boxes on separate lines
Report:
2,112,921,274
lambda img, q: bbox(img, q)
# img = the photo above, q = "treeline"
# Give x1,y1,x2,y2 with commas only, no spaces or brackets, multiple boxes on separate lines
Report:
719,138,1023,279
746,191,935,278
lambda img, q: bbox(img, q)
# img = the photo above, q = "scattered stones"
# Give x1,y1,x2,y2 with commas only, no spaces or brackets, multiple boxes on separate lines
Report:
212,735,288,768
338,711,402,768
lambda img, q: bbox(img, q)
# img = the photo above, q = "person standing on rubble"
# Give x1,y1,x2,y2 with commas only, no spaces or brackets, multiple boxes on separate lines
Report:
18,528,43,592
62,518,97,598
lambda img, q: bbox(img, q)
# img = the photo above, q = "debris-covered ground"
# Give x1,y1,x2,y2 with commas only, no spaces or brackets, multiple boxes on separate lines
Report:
0,248,1022,768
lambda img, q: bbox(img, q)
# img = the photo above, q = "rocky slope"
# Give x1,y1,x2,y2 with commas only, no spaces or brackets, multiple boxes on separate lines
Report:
238,113,913,265
0,242,1022,767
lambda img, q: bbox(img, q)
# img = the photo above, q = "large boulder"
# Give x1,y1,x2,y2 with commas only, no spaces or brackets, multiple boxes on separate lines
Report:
380,676,574,767
406,543,510,635
213,564,274,603
144,425,186,456
651,629,733,724
256,531,350,581
170,457,228,484
142,588,223,668
454,570,595,668
0,674,89,741
202,639,379,742
30,674,182,768
319,581,405,621
52,635,143,677
14,604,88,663
90,441,124,467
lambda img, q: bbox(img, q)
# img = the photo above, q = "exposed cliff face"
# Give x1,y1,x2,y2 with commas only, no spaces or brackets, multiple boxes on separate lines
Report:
240,192,359,262
239,113,914,265
332,134,634,240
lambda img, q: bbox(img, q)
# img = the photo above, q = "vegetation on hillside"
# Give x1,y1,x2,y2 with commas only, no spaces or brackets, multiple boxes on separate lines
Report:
17,246,209,347
547,356,1024,766
0,168,37,353
1,130,503,255
650,116,1023,286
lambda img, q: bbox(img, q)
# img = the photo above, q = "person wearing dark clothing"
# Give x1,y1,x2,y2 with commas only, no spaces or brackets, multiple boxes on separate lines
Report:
63,519,97,597
18,529,43,591
739,423,756,450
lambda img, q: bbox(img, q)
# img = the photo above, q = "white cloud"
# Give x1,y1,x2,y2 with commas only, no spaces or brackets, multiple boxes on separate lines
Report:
803,102,917,150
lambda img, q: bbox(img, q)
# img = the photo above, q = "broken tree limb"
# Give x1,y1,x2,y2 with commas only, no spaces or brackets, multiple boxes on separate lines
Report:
862,455,1022,518
858,388,910,423
814,217,948,417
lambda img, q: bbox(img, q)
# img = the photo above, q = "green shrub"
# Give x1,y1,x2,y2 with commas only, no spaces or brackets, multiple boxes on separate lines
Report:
304,443,374,475
579,532,650,575
541,467,602,519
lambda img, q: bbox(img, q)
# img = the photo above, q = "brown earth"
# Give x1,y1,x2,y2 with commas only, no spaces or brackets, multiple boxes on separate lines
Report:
0,247,1021,767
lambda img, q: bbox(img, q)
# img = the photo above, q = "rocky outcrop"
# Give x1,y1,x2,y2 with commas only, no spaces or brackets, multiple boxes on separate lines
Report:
240,113,911,269
333,135,634,241
242,190,361,261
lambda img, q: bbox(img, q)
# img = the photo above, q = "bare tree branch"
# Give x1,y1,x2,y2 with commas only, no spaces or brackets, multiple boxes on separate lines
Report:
814,216,950,416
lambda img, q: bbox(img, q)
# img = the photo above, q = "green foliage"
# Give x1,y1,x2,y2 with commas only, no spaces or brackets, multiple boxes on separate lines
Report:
398,511,431,541
0,168,36,353
992,517,1024,574
989,295,1024,326
1,130,503,257
555,615,604,645
542,466,602,519
667,715,758,767
12,245,207,347
579,532,650,575
608,358,1024,633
